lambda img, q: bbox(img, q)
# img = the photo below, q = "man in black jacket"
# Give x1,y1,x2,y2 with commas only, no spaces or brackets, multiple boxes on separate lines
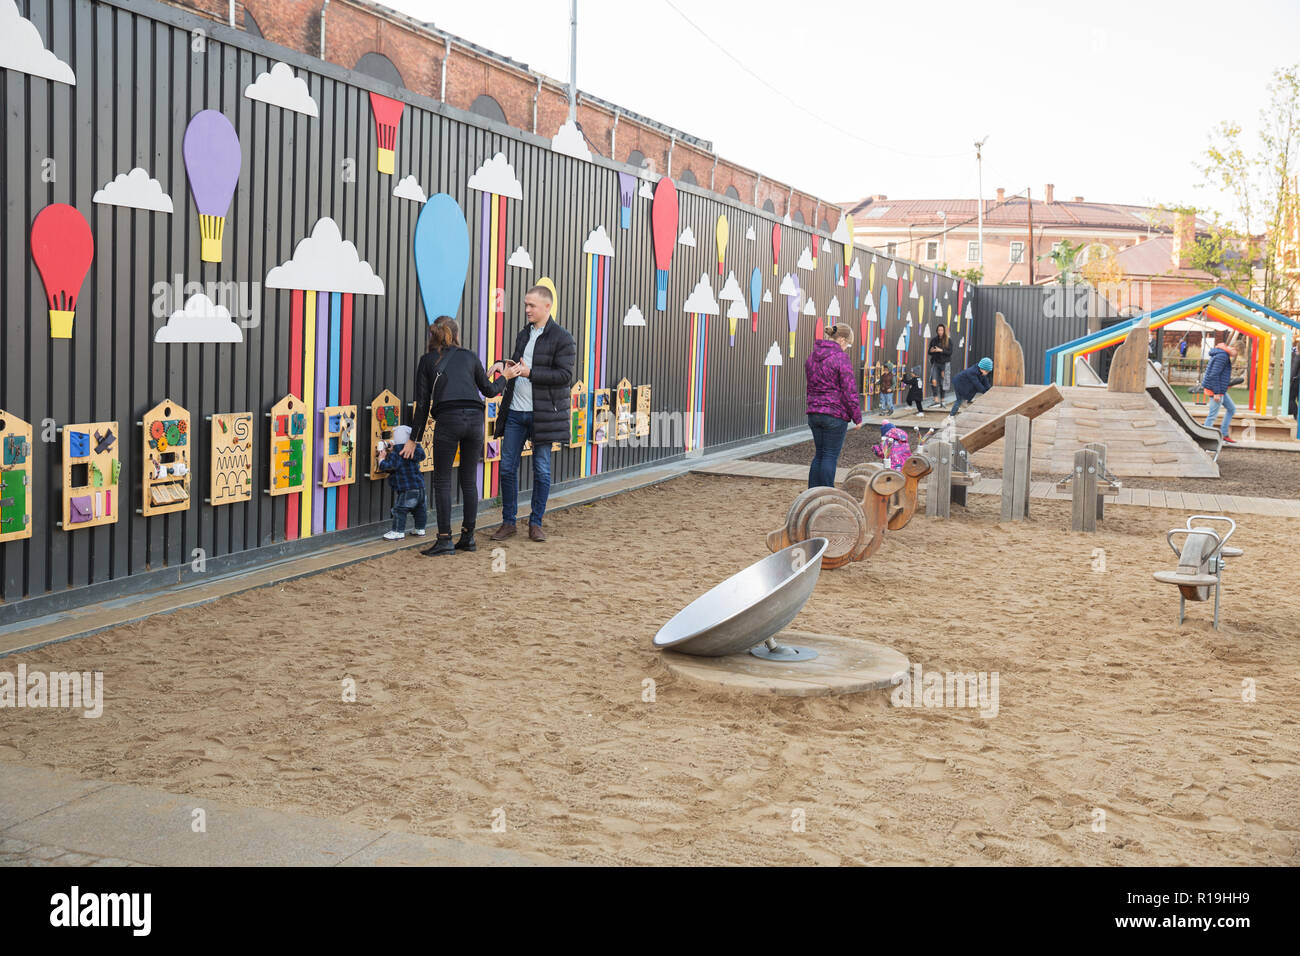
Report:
491,286,577,542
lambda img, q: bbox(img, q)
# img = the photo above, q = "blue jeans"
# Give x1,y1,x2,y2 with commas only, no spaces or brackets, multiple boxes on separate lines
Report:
499,409,552,526
391,488,426,533
1204,393,1236,437
807,413,849,488
949,393,973,417
880,392,895,413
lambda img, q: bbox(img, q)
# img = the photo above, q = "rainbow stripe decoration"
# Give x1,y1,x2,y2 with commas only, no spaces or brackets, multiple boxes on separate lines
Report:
763,341,782,433
580,226,615,477
265,218,383,541
468,153,523,498
683,274,720,453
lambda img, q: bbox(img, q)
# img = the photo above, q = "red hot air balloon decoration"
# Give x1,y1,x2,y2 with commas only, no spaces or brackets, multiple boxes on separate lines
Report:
183,110,242,263
651,178,678,311
31,204,94,339
771,223,781,276
369,93,404,176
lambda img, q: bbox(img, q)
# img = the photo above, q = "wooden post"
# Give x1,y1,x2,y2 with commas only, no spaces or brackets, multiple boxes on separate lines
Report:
925,439,952,518
1071,448,1099,532
952,442,970,508
1085,441,1107,520
1001,414,1031,521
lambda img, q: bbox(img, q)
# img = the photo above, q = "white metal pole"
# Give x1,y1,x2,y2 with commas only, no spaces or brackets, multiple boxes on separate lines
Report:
568,0,578,123
975,139,987,271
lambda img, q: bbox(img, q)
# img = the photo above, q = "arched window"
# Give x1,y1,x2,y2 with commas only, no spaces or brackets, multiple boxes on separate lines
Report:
792,210,805,225
724,185,740,200
819,218,831,234
243,8,263,38
627,149,646,169
679,169,697,186
355,52,403,89
762,199,776,213
471,94,508,125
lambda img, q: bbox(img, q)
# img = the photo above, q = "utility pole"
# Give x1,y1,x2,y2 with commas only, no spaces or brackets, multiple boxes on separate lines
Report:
974,136,989,273
1026,187,1034,285
938,210,948,264
568,0,578,123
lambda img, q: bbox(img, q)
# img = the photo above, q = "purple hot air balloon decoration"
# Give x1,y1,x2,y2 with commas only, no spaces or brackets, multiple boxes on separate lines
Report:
183,110,242,263
785,273,800,358
617,172,635,230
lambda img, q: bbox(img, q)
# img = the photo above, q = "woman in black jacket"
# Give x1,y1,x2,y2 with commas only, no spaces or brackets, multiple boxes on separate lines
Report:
927,323,953,407
403,316,517,556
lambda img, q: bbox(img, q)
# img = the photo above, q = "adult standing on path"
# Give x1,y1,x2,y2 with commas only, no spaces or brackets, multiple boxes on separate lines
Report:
405,317,518,556
491,285,577,543
804,324,862,488
927,323,953,407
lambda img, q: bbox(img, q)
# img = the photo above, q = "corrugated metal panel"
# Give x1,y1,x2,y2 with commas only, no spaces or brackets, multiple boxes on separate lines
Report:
970,285,1121,384
0,0,972,621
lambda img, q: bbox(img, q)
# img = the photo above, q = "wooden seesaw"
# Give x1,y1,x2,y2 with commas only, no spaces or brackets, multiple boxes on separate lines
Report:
765,454,933,569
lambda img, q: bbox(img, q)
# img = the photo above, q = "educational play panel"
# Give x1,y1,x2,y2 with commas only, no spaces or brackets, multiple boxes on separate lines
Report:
141,399,192,517
592,389,610,445
320,405,357,488
635,385,652,437
0,411,33,542
614,379,633,442
484,399,502,463
368,389,401,479
569,381,588,447
268,394,307,496
61,420,119,530
210,412,253,505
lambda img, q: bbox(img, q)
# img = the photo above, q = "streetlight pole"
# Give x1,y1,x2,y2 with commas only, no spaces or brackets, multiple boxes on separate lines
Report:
974,136,988,273
568,0,578,123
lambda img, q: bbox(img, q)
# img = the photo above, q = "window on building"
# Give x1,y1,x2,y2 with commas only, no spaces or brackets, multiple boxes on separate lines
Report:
819,218,831,234
470,94,508,126
679,169,697,185
762,199,776,213
1006,280,1023,286
723,185,739,200
886,242,897,257
792,210,805,225
627,149,646,170
354,52,404,90
1009,241,1024,263
242,9,263,37
967,240,980,262
925,240,939,261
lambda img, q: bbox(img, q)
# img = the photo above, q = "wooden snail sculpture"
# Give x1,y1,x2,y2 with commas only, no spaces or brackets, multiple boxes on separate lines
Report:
765,454,934,570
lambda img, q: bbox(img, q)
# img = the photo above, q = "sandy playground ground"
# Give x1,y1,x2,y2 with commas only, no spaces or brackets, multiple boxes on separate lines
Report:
2,474,1298,865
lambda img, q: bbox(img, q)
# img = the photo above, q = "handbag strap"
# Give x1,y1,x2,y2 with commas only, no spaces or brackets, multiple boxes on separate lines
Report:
429,347,460,408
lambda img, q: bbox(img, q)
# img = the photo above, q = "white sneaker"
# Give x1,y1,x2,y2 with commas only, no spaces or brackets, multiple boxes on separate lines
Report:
383,531,405,540
916,411,927,417
411,529,427,536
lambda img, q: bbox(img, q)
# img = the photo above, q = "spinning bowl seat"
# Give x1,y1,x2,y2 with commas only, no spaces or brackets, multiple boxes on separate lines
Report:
654,538,829,657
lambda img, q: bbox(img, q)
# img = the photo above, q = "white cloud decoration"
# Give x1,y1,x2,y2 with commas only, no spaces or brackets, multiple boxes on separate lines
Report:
778,274,799,297
582,225,616,258
718,271,745,302
796,247,815,271
726,298,748,321
392,175,427,204
0,0,75,85
745,225,756,241
93,168,173,213
831,217,851,244
802,297,817,316
678,226,696,247
243,62,318,117
638,180,655,200
155,292,242,343
826,297,841,318
849,258,863,280
551,119,593,161
682,274,719,315
762,289,772,303
264,218,385,295
467,152,523,199
764,342,783,366
507,246,533,269
622,305,646,327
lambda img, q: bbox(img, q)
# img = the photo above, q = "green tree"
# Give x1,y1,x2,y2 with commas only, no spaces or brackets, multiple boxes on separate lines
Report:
1040,240,1084,285
1191,64,1300,313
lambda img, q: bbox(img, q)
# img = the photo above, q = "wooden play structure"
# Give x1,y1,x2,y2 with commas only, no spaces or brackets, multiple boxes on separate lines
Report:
765,454,932,569
614,379,633,442
60,420,119,529
592,388,610,445
1053,442,1121,532
635,384,652,438
140,399,191,516
268,394,307,496
367,389,401,479
1152,515,1242,630
0,410,33,542
569,381,587,447
209,411,253,505
320,405,357,488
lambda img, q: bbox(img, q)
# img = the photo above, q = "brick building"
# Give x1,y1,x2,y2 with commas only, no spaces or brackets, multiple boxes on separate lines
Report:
166,0,844,231
842,185,1215,310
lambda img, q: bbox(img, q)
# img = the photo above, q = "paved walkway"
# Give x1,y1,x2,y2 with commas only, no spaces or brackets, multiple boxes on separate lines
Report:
0,763,565,867
690,459,1300,518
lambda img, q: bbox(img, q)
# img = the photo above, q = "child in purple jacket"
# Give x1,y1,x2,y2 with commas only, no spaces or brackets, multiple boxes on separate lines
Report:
804,324,862,488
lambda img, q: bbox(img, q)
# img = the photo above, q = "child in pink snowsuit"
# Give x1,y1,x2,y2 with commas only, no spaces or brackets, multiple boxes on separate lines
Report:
872,420,912,471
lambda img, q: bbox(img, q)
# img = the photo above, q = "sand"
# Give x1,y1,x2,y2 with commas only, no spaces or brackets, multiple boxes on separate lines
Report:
2,474,1298,865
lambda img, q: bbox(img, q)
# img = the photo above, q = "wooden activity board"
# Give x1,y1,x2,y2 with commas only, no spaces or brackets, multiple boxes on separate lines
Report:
0,410,33,542
614,379,633,442
320,405,358,488
368,389,401,479
635,384,652,438
484,398,502,463
591,388,610,445
61,420,119,530
268,394,307,496
210,412,253,505
569,381,587,447
141,399,192,517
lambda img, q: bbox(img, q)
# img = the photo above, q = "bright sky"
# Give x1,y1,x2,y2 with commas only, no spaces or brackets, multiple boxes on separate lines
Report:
383,0,1299,220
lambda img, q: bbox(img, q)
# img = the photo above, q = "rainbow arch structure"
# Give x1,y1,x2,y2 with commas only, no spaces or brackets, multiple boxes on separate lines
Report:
1046,288,1298,425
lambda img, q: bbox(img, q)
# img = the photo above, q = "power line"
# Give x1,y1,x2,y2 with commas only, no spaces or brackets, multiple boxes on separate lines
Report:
659,0,969,163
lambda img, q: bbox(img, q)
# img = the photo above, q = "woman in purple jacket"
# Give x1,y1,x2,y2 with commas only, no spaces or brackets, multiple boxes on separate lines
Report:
804,324,863,488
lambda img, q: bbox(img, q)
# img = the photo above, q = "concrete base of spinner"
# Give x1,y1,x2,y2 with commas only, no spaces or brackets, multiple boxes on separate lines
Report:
662,631,908,698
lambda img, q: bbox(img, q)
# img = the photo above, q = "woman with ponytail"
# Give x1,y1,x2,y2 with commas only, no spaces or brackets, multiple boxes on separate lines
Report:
405,317,518,555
